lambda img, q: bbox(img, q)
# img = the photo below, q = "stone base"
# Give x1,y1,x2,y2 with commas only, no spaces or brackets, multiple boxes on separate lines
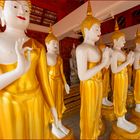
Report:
110,122,140,139
101,105,116,121
132,109,140,119
130,110,140,128
110,130,127,140
126,91,135,109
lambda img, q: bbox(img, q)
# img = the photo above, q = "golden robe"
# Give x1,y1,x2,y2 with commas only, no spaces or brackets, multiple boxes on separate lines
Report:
0,39,54,139
102,68,110,98
113,61,128,117
128,64,132,87
80,62,103,139
47,55,66,120
134,68,140,104
111,72,114,91
133,69,136,86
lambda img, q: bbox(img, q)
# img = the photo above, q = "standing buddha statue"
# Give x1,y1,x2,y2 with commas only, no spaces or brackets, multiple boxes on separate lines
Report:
98,38,113,107
76,0,110,139
110,20,140,139
45,25,71,138
133,28,140,118
0,0,59,139
98,38,116,121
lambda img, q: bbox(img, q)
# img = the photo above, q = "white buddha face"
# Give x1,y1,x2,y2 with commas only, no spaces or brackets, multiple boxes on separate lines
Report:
84,23,101,43
3,0,30,30
114,36,126,49
46,40,59,54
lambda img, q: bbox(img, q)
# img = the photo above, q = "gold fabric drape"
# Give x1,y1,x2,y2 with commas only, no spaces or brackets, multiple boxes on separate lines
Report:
0,39,54,139
113,61,128,117
80,62,103,139
134,69,140,104
47,55,66,120
102,68,110,98
128,64,132,87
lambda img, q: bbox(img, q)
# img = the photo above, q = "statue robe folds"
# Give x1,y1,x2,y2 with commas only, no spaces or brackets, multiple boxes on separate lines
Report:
0,39,54,139
47,56,66,121
80,62,103,139
134,68,140,104
113,61,128,117
102,68,110,98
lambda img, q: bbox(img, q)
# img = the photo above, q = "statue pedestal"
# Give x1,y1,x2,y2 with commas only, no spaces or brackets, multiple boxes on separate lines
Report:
110,122,140,140
129,110,140,127
101,105,116,121
126,90,135,109
131,109,140,120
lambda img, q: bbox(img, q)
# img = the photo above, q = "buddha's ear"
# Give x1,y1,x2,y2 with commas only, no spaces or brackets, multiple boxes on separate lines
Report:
0,7,5,27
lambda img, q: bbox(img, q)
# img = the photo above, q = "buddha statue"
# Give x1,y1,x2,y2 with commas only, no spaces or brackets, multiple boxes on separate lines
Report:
98,38,113,107
76,0,110,139
69,43,79,84
45,24,70,137
110,20,140,138
123,48,133,92
124,48,135,108
0,0,60,139
98,38,116,121
133,28,140,115
128,58,133,91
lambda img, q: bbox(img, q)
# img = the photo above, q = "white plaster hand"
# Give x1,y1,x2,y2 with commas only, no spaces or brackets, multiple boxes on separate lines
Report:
51,107,59,128
0,9,5,27
105,62,110,69
127,51,134,65
129,51,134,65
65,84,70,94
109,48,113,56
15,38,32,75
105,48,112,69
101,47,110,66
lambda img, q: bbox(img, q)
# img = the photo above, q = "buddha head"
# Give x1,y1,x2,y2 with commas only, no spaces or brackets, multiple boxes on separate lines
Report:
45,24,59,54
135,28,140,50
112,20,125,49
0,0,31,30
81,0,101,43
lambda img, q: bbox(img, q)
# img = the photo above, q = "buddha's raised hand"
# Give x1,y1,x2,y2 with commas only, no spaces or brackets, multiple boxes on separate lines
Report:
101,47,110,66
0,8,5,27
127,51,134,65
15,38,32,75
